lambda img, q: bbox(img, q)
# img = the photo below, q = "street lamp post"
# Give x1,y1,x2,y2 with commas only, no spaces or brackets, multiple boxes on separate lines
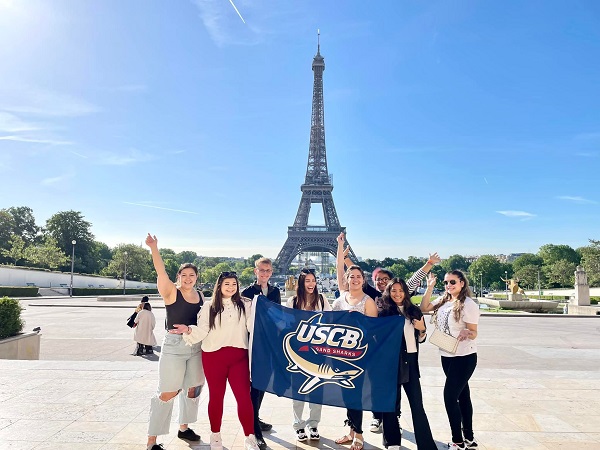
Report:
70,240,76,297
123,251,128,295
505,270,508,297
480,272,483,297
537,268,541,298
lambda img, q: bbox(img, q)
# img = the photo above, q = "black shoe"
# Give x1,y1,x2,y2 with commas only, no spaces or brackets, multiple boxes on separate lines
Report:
149,445,165,450
178,428,201,442
256,437,268,450
135,344,144,356
259,419,272,432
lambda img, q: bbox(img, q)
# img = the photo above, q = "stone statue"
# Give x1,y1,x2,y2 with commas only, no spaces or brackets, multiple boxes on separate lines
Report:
501,277,521,294
575,266,588,286
285,275,297,292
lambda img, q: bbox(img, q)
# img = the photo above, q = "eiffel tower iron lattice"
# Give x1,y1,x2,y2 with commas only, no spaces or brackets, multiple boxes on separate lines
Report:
274,36,357,274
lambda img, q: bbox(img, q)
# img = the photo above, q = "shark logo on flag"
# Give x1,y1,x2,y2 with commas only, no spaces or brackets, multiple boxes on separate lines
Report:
283,313,368,394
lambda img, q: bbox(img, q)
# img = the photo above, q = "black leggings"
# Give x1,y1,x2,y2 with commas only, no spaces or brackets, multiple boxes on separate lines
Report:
441,353,477,444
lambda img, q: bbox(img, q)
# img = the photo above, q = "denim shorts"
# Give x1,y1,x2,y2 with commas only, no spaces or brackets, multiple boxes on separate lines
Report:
158,333,204,392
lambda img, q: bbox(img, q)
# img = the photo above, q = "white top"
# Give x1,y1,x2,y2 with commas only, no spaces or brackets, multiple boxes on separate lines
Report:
332,292,369,313
285,294,332,311
403,316,417,353
431,296,480,357
183,297,253,352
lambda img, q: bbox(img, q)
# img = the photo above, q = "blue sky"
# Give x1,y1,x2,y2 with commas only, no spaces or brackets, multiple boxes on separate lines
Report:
1,0,599,260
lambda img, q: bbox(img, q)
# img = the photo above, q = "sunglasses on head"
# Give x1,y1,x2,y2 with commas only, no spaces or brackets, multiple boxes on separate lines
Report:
443,279,459,285
220,271,237,278
300,268,316,275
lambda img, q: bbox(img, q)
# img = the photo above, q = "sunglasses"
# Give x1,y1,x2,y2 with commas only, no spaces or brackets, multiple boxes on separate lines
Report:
220,271,237,278
376,277,390,283
300,268,316,274
443,280,459,286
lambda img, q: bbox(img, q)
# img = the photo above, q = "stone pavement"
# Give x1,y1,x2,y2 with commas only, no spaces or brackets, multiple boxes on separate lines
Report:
0,297,599,450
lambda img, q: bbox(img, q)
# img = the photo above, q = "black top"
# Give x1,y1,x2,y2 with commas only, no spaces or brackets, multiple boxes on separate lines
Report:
241,282,281,304
165,289,203,330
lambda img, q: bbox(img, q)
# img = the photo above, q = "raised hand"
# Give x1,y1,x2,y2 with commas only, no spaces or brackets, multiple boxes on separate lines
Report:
427,272,437,288
428,252,441,265
343,245,351,258
145,233,158,248
336,232,345,245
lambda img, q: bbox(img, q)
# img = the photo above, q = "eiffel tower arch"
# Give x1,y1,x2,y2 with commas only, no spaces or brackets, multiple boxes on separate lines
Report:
274,35,357,274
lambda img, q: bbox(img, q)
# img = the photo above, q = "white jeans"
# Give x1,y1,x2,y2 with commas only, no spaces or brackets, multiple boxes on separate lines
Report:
292,400,322,430
148,334,204,436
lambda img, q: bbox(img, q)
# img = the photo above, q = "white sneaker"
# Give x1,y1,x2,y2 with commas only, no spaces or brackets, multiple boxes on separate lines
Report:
245,434,260,450
388,446,401,450
448,443,466,449
465,438,478,449
369,418,382,433
210,432,223,450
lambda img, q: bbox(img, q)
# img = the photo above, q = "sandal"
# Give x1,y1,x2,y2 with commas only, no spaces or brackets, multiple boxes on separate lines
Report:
335,434,354,445
350,437,364,450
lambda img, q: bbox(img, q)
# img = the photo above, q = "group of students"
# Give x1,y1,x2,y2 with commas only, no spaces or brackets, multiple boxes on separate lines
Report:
143,232,480,450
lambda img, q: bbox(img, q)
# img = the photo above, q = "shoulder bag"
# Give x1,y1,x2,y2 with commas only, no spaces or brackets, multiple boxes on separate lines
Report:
126,311,138,328
429,308,458,354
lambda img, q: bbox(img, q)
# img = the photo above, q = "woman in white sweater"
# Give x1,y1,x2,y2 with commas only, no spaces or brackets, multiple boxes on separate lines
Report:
285,268,332,442
170,272,259,450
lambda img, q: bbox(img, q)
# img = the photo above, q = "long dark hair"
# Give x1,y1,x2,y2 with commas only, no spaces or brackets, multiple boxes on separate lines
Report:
379,278,421,322
433,270,473,322
143,302,152,311
293,270,320,311
209,272,245,329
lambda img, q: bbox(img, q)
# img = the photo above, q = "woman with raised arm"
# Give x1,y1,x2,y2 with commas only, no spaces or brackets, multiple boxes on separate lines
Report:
332,233,377,450
144,234,205,450
378,277,437,450
170,271,260,450
421,271,480,450
286,268,332,443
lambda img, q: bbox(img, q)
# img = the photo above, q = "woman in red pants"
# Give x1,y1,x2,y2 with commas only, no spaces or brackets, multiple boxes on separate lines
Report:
170,271,259,450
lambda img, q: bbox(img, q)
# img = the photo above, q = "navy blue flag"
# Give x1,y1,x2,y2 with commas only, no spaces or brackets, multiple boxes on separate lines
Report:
250,296,404,412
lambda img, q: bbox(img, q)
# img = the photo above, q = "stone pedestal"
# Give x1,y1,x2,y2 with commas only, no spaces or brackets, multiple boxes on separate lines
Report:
573,266,590,306
0,331,41,360
508,293,525,301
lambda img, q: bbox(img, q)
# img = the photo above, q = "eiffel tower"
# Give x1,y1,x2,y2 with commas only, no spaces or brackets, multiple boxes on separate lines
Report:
274,34,357,274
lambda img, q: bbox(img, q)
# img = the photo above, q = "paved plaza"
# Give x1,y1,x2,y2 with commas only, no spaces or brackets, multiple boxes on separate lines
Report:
0,297,599,449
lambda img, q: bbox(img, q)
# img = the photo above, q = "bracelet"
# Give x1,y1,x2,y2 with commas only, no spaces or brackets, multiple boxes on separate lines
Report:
427,260,434,265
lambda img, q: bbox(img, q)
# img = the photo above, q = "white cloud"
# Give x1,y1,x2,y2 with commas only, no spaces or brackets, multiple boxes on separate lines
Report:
496,210,536,218
0,111,41,132
0,135,72,145
557,196,597,205
0,86,99,117
191,0,263,47
41,174,72,186
123,202,199,215
96,148,155,166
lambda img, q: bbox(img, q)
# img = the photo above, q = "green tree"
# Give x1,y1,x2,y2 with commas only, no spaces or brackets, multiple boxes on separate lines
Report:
468,255,506,291
163,258,179,281
6,206,40,243
1,234,27,265
239,267,255,287
538,244,580,266
202,262,234,286
177,250,198,265
90,241,112,273
0,210,16,263
579,239,600,287
24,237,68,269
514,264,544,290
512,253,543,272
388,263,408,279
405,256,426,273
246,254,263,267
101,244,153,282
544,260,576,288
45,211,95,273
440,254,470,273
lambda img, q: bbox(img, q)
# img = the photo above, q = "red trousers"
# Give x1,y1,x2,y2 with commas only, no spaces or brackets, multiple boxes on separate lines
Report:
202,346,254,435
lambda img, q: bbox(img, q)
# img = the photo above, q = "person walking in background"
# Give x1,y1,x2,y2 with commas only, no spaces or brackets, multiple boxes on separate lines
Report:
242,257,281,450
333,233,377,450
144,234,205,450
285,268,332,443
421,271,480,450
378,278,437,450
134,296,157,355
171,271,260,450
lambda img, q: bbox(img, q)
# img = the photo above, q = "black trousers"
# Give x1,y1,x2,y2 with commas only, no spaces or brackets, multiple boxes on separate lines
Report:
382,353,436,450
346,408,363,434
441,353,477,444
251,386,265,439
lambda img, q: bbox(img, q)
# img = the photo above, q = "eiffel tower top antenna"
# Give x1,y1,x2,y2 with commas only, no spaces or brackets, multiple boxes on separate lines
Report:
317,29,320,53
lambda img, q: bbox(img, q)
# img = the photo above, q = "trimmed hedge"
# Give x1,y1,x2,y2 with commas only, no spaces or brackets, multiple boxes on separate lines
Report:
72,288,158,296
0,286,39,297
0,297,24,339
